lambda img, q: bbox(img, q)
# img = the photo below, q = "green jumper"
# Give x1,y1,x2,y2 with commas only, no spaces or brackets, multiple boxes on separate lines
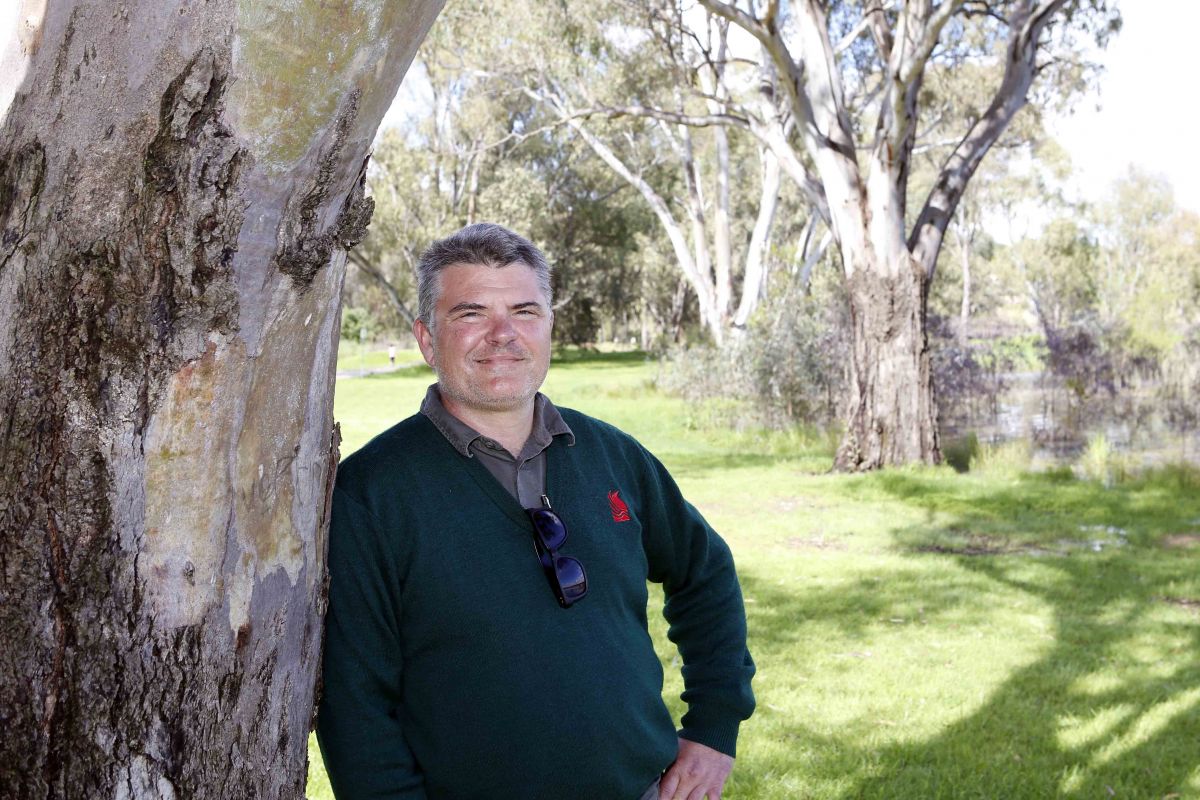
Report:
317,409,755,799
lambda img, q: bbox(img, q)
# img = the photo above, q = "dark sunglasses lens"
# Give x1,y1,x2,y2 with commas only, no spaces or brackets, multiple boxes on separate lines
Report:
531,509,568,550
555,556,587,601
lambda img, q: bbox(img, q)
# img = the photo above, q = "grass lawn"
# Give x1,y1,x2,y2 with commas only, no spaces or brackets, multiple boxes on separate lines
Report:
308,349,1200,799
335,341,423,376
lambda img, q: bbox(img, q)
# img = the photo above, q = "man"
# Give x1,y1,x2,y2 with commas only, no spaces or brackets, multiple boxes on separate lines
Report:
317,223,755,799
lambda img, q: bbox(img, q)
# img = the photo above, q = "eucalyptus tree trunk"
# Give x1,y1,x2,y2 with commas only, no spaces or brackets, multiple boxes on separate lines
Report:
836,255,940,469
0,1,441,797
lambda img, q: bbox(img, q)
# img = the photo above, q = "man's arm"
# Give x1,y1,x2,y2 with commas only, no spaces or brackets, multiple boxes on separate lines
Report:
638,447,756,762
317,486,426,799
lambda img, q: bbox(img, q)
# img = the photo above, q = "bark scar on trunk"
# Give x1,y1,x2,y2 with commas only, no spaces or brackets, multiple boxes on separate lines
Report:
145,50,228,194
310,421,341,729
276,91,374,289
0,139,47,272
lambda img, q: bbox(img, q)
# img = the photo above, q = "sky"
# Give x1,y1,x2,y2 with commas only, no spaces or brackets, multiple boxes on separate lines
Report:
1050,0,1200,214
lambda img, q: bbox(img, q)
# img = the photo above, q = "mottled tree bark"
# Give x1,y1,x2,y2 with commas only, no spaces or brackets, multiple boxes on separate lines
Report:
834,259,940,471
0,1,442,797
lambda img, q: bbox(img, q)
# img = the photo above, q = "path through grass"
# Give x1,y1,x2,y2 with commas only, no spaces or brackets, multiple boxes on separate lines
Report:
308,350,1200,799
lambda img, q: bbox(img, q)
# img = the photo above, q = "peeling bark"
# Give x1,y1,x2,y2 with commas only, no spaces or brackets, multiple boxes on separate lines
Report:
0,1,442,797
834,258,941,471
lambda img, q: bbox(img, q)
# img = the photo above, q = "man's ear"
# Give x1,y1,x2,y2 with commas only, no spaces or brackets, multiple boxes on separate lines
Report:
414,318,436,368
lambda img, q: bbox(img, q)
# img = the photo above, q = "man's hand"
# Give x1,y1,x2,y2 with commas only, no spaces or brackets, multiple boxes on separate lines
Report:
659,738,734,800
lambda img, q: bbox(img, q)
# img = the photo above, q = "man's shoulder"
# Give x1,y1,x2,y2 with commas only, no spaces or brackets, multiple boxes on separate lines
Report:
555,405,631,442
553,406,654,463
336,412,439,492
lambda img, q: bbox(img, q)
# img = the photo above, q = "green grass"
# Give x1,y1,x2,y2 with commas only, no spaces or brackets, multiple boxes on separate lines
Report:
309,350,1200,799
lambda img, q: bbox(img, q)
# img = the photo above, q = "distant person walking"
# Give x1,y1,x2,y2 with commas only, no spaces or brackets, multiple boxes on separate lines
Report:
387,343,397,367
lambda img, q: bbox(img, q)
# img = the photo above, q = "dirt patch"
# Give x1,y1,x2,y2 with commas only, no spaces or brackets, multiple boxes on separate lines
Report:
1159,596,1200,611
916,535,1015,557
1162,533,1200,549
917,529,1132,558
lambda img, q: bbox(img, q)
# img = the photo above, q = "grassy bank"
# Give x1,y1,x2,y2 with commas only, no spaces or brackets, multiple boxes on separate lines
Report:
308,350,1200,799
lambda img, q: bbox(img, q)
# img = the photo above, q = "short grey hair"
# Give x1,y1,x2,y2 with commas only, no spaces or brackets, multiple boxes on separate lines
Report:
416,223,553,327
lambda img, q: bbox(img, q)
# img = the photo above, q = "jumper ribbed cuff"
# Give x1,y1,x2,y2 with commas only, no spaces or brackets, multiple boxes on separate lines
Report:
679,719,741,758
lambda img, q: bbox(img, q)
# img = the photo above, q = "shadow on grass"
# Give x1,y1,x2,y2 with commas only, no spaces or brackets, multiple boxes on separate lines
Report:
843,554,1200,798
735,564,1011,659
752,469,1200,799
846,468,1200,549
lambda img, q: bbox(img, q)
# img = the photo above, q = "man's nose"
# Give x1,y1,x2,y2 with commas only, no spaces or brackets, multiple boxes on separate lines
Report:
485,314,517,344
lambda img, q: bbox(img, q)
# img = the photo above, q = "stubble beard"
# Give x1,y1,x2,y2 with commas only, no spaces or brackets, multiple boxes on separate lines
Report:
434,343,549,413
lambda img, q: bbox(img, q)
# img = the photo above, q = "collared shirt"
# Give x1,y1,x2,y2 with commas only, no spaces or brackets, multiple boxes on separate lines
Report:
419,384,575,509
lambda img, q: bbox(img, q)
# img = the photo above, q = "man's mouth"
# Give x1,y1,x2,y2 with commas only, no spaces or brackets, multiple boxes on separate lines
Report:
476,351,527,364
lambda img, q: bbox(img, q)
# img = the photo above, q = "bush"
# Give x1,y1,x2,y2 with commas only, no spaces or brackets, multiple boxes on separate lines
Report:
657,293,849,429
1078,432,1132,486
341,306,377,342
929,317,1028,431
1160,325,1200,434
942,432,979,473
972,438,1033,477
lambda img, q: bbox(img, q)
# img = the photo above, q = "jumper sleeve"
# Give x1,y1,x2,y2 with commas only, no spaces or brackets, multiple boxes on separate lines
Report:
317,486,426,799
639,448,756,758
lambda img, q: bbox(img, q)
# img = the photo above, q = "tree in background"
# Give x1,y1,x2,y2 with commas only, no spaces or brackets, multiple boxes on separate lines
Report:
697,0,1119,469
0,1,441,795
345,14,519,332
367,0,814,347
347,1,661,346
518,2,801,345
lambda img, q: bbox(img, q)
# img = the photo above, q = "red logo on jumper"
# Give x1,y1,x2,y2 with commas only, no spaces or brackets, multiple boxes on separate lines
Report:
608,490,631,522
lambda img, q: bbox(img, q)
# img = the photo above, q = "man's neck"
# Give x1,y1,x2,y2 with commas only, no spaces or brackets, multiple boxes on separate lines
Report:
439,391,535,457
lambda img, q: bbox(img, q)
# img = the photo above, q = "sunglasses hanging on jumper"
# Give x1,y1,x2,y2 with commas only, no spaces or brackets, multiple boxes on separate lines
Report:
525,495,588,608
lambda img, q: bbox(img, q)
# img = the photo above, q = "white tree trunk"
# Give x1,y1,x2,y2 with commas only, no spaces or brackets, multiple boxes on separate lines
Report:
958,224,972,342
0,1,442,796
733,149,781,328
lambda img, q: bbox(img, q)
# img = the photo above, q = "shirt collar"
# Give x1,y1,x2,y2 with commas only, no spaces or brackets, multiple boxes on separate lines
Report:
419,384,575,458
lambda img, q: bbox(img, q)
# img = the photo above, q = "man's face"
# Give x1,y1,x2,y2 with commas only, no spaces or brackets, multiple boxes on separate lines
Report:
414,262,553,415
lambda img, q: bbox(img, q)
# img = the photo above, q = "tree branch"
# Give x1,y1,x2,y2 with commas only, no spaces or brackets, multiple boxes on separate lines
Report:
572,104,750,129
348,250,416,326
908,0,1069,279
525,83,721,335
864,0,896,64
905,1,966,86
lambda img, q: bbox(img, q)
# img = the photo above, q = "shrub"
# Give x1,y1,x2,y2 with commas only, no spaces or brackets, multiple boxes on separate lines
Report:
929,317,1031,432
340,306,377,342
657,295,848,429
972,438,1033,477
1078,432,1131,486
942,432,980,473
1159,325,1200,435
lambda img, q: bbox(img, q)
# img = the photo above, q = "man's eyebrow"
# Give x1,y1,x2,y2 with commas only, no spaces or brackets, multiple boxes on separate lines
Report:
511,301,545,311
447,302,487,315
